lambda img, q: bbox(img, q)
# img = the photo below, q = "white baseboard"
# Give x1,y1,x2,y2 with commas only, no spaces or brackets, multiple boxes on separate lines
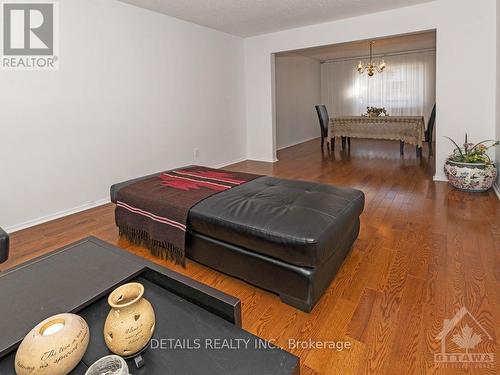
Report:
6,198,111,234
245,157,279,163
433,175,448,182
493,182,500,200
8,163,496,234
277,136,320,151
213,157,248,168
5,157,251,234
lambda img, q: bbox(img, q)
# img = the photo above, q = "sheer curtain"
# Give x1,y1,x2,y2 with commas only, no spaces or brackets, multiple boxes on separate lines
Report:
321,50,436,126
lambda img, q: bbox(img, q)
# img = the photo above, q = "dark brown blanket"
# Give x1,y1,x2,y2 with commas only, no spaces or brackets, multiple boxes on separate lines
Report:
115,166,261,265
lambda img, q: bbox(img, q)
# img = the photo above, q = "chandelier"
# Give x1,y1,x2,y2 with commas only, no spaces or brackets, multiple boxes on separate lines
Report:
357,41,386,77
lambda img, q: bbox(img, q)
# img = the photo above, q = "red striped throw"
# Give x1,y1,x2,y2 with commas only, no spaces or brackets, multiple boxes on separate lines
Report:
115,166,261,265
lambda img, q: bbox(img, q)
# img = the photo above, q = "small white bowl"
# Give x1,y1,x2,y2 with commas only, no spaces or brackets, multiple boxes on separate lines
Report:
85,355,130,375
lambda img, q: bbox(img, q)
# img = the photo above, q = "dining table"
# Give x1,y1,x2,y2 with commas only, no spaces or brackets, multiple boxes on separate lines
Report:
328,115,426,157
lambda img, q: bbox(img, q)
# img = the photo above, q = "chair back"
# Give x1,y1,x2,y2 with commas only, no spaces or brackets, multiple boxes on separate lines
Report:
315,105,329,138
426,104,436,143
0,227,9,264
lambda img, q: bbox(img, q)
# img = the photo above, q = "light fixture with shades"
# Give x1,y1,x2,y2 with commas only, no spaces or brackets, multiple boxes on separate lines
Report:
357,41,386,77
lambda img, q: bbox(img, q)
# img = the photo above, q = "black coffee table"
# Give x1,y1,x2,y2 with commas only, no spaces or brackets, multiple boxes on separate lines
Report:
0,237,299,374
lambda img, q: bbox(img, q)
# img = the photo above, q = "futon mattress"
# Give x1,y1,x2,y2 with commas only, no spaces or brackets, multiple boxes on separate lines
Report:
188,176,364,268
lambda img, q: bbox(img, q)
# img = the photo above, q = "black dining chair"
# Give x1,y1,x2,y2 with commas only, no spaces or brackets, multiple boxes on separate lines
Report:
315,105,329,151
315,105,350,152
426,104,436,156
0,226,9,264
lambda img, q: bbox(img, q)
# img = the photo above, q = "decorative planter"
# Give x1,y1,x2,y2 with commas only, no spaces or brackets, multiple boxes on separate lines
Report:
15,313,90,375
444,159,497,192
104,282,156,357
85,355,129,375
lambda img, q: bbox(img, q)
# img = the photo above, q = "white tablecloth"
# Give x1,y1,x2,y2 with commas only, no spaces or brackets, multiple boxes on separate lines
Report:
328,116,426,147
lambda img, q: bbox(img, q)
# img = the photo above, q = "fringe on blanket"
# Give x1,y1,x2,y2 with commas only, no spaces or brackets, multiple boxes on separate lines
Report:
118,225,186,267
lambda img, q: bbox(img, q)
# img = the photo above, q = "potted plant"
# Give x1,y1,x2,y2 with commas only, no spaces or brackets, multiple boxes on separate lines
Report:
444,134,499,192
364,106,389,117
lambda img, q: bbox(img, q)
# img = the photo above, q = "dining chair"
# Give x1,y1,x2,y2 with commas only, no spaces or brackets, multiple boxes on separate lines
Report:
315,105,330,151
315,105,350,152
0,226,9,264
426,104,436,156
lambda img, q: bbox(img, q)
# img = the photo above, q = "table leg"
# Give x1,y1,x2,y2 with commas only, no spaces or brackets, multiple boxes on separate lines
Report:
400,141,404,155
416,146,422,158
347,137,351,148
341,137,346,150
331,138,335,153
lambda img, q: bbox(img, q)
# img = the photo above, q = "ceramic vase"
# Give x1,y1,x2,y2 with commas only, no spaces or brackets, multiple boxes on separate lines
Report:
85,355,129,375
444,159,497,192
104,282,155,357
15,313,90,375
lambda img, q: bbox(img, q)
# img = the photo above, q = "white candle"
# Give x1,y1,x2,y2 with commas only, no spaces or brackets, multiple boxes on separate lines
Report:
42,322,65,336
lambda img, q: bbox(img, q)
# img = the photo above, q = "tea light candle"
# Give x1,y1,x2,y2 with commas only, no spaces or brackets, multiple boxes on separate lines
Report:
41,321,65,336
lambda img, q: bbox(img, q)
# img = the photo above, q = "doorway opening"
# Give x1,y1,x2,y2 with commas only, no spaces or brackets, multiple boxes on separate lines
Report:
273,30,437,174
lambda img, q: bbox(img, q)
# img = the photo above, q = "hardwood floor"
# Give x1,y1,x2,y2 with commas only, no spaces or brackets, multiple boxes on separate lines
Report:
2,138,499,374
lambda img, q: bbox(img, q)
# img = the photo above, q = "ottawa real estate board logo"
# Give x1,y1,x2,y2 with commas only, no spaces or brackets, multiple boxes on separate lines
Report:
1,0,59,70
435,307,495,368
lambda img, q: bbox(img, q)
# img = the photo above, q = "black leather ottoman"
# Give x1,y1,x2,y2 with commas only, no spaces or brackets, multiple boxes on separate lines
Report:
111,175,364,312
0,227,9,264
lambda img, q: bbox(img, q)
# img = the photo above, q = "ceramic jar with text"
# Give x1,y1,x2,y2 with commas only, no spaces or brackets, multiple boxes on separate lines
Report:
104,282,156,357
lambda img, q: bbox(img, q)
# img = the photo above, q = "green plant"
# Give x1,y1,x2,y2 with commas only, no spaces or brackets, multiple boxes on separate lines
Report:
445,133,499,164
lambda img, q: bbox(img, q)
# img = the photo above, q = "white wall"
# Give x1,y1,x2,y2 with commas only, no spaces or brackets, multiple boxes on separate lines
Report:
244,0,497,181
0,0,246,231
275,54,321,150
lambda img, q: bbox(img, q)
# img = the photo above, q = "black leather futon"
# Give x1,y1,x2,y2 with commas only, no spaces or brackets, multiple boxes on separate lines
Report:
111,174,364,312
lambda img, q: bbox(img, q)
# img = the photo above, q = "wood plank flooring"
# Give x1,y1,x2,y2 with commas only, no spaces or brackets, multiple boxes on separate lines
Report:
2,138,499,374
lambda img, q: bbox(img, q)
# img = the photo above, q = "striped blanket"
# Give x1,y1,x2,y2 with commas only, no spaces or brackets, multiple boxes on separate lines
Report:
115,166,261,265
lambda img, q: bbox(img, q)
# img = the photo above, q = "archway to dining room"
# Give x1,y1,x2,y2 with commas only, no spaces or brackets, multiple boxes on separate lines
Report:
272,30,437,179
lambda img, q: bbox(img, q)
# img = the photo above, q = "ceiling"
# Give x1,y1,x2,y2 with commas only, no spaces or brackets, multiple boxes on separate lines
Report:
118,0,435,37
280,31,436,62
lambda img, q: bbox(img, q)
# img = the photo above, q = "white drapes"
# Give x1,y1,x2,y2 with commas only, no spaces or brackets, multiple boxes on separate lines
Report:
321,50,436,126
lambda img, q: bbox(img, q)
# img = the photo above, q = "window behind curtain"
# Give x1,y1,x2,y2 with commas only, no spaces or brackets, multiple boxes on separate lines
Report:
321,50,436,126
